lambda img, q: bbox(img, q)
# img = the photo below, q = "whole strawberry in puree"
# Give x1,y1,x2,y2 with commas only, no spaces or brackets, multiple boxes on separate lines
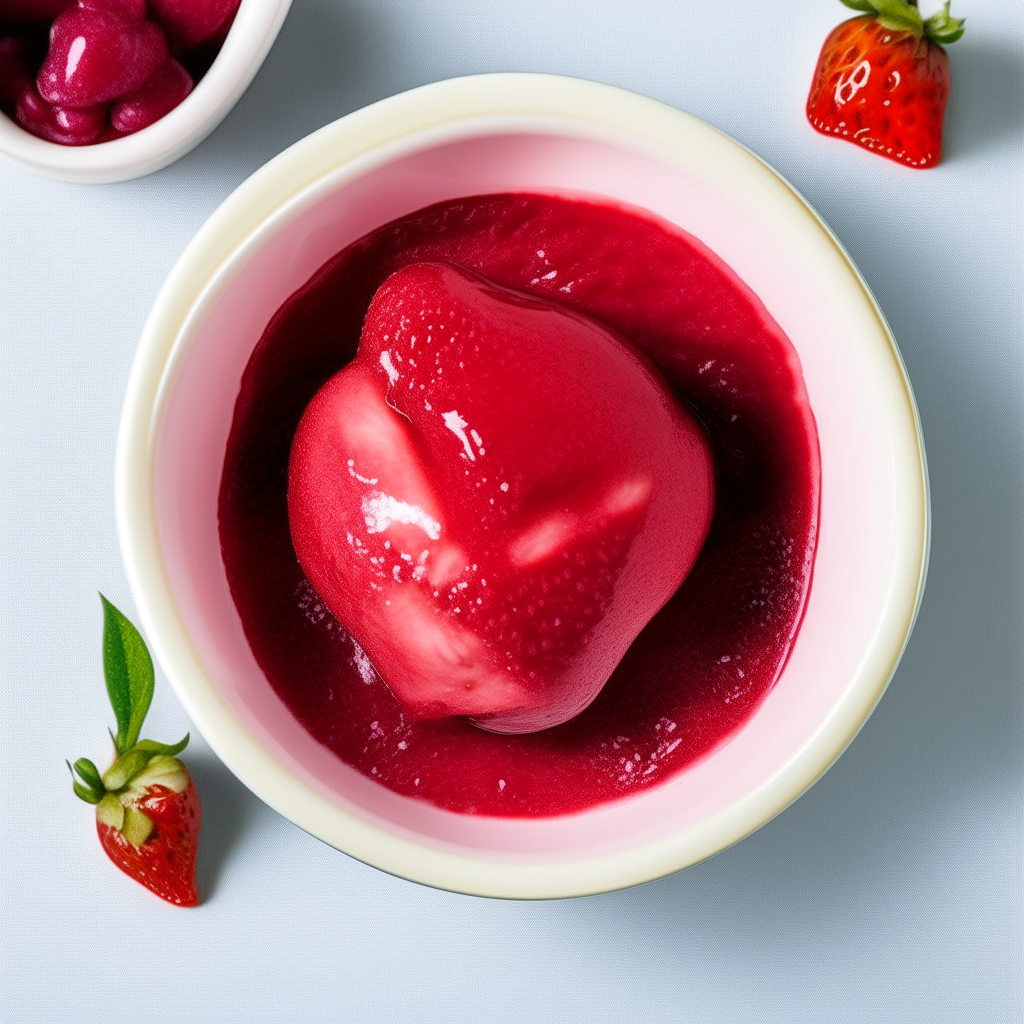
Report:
288,263,715,735
806,0,965,168
68,596,200,907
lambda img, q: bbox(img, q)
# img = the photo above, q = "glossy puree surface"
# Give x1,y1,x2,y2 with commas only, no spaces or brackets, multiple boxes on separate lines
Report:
219,193,820,817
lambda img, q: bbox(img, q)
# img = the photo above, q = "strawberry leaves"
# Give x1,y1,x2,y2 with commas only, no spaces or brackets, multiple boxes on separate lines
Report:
84,595,190,786
837,0,964,45
101,593,154,756
840,0,923,35
924,3,966,45
68,757,104,804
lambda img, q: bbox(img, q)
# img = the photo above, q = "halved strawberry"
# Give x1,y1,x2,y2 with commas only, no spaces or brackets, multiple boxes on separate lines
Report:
806,0,965,168
69,596,201,907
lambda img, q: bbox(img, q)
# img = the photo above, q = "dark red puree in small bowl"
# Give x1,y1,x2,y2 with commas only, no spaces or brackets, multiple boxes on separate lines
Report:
219,193,820,818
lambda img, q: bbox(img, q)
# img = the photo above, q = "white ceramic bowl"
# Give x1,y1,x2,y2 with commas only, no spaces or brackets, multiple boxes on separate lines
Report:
0,0,292,183
117,73,929,898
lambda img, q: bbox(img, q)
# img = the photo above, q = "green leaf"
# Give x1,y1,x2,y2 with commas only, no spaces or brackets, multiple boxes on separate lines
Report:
845,0,923,33
130,755,190,795
102,748,153,792
96,793,124,830
68,760,103,804
100,595,154,756
72,780,102,804
72,757,103,792
924,2,965,44
130,734,189,759
122,807,154,847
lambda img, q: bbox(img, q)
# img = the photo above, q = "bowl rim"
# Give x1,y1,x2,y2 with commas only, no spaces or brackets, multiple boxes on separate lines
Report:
117,72,930,899
0,0,293,183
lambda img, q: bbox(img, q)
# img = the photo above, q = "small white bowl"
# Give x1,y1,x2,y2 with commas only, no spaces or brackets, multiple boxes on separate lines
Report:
0,0,292,183
117,74,929,898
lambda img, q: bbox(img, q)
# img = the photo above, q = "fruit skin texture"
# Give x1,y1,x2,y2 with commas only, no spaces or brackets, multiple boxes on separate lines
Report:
806,2,964,169
16,85,106,143
2,33,108,144
36,2,167,108
110,56,192,133
2,0,240,144
97,783,200,907
288,262,715,735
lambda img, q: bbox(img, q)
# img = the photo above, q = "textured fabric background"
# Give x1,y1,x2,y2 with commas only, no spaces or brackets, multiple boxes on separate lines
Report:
1,2,1021,1021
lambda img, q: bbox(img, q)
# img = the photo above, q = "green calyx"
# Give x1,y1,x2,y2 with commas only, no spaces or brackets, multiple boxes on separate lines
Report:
924,2,966,44
70,747,189,847
101,737,190,791
840,0,965,44
68,596,190,847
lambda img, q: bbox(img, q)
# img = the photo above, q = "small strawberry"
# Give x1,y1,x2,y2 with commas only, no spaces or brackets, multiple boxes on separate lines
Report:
16,86,107,145
68,596,201,907
36,1,167,108
806,0,965,168
111,56,192,133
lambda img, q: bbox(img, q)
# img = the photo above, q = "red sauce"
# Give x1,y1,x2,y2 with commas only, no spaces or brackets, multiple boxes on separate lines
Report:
219,193,820,817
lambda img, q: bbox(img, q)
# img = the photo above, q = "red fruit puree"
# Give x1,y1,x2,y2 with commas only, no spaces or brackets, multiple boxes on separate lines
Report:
219,193,821,818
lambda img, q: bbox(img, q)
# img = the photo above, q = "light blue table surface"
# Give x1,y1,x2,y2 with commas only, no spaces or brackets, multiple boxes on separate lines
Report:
2,3,1021,1021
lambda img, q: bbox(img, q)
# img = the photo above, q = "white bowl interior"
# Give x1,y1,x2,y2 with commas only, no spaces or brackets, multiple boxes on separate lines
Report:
149,121,926,865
